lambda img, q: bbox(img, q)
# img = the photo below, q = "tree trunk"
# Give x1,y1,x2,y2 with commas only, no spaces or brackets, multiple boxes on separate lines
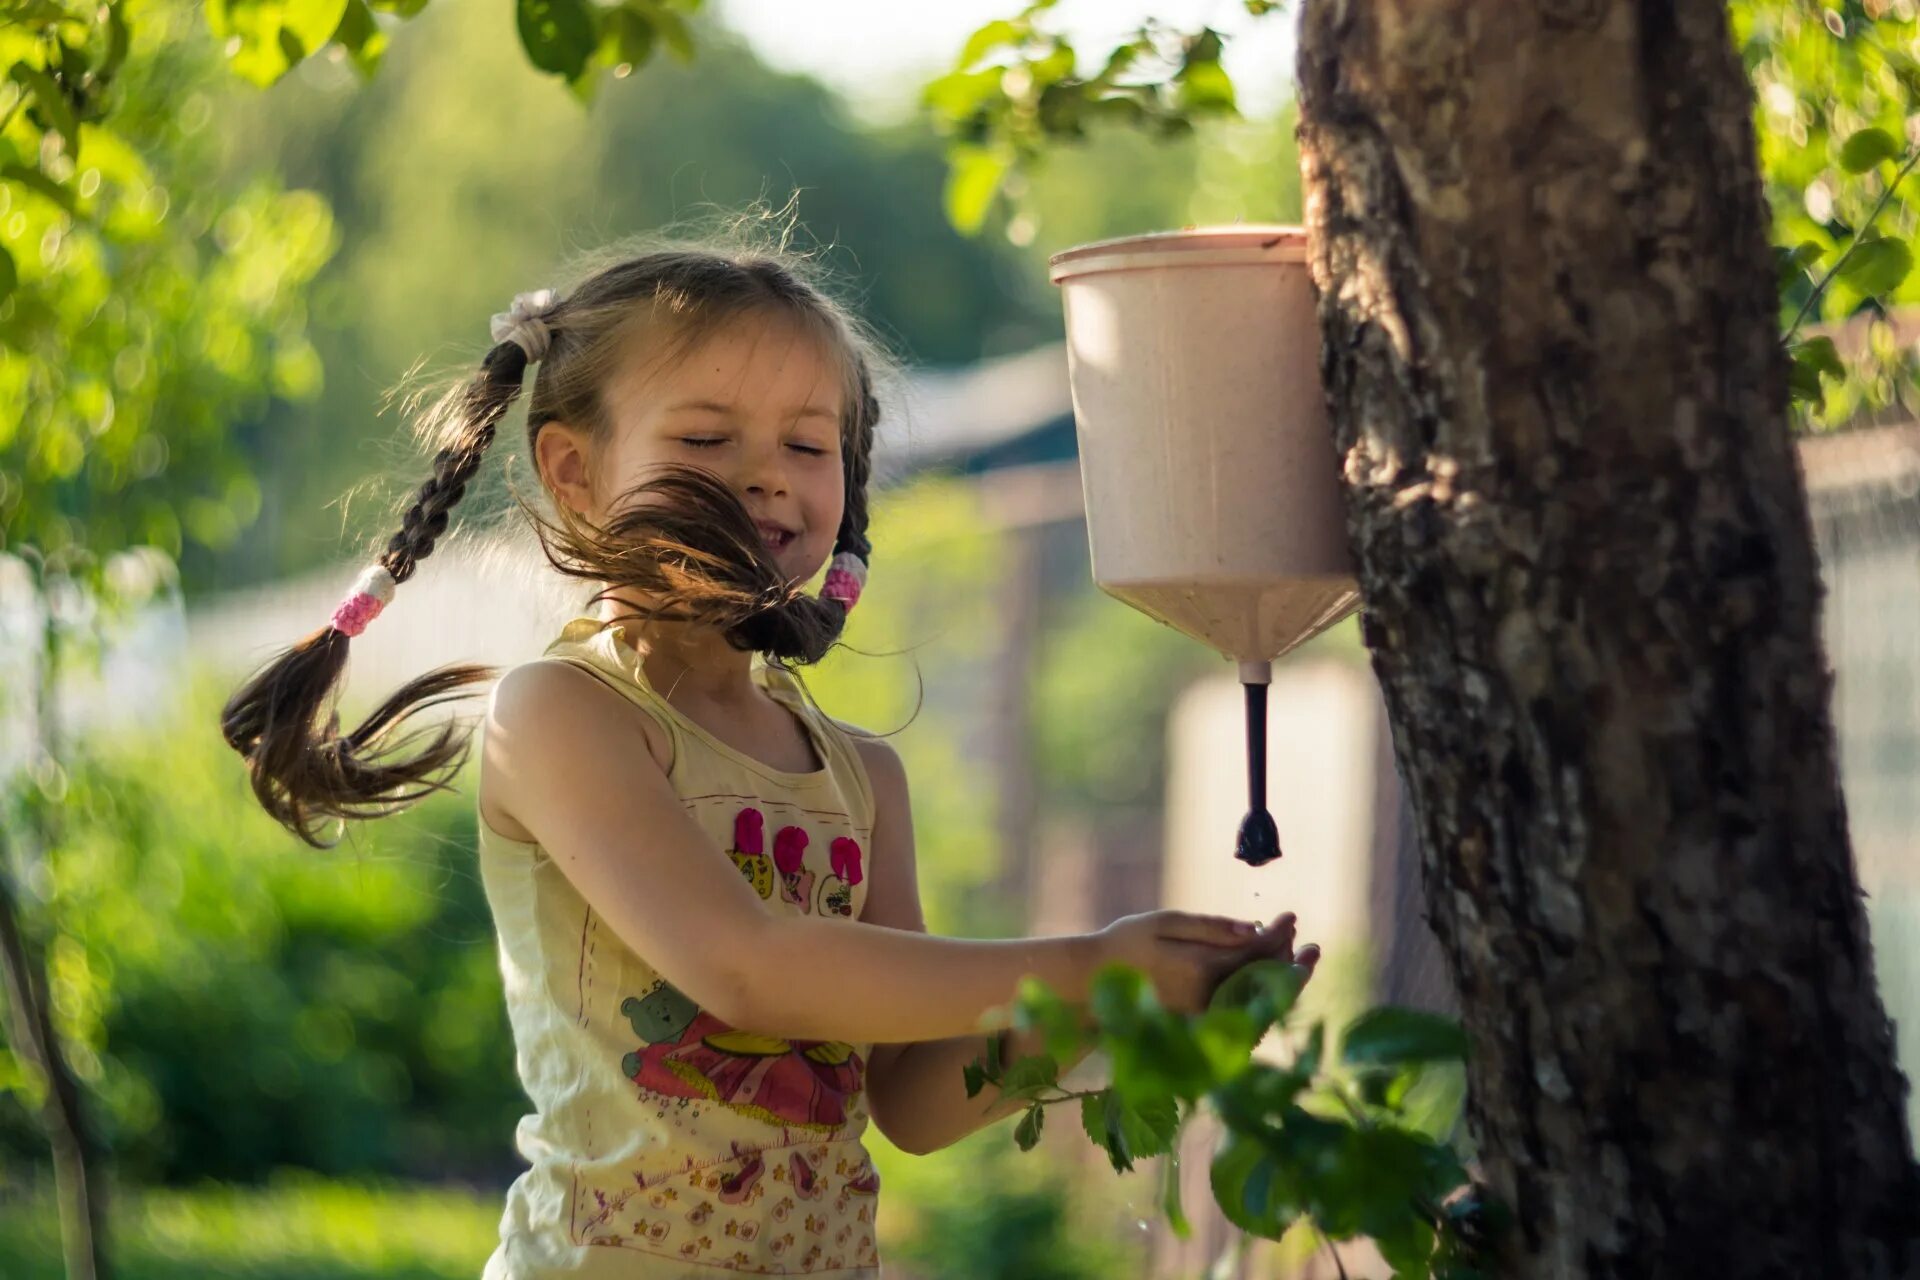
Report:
1294,2,1920,1275
3,569,109,1279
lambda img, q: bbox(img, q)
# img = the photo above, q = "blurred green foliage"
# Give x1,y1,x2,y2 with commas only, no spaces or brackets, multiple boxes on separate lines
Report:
806,478,1011,937
0,1172,500,1279
0,663,522,1182
0,3,336,587
1736,0,1920,424
890,1143,1132,1280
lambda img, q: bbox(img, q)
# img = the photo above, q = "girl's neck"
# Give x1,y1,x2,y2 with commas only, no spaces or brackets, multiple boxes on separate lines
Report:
594,589,757,704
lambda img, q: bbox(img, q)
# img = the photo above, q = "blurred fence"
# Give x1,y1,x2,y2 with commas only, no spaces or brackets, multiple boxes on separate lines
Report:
1804,420,1920,1148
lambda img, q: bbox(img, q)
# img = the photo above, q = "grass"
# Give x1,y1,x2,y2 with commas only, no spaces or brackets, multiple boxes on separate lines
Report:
0,1171,501,1280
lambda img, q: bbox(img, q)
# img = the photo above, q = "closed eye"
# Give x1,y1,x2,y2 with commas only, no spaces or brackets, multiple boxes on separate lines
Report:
679,437,726,449
788,443,828,456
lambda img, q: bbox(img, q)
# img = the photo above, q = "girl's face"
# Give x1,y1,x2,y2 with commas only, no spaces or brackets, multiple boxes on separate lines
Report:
539,308,848,583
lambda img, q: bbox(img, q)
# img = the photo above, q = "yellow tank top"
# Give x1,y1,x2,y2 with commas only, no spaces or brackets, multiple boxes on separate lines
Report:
477,617,883,1279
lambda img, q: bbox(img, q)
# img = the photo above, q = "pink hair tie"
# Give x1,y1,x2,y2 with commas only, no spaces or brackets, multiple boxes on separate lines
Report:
821,551,867,612
329,564,397,637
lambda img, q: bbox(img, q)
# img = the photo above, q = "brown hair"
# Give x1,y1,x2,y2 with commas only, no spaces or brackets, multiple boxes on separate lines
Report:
221,227,893,847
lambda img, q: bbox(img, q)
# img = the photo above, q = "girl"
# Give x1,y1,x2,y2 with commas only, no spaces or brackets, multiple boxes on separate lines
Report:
222,235,1320,1278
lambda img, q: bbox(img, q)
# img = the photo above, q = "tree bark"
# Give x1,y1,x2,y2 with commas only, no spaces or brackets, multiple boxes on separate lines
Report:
1295,2,1920,1275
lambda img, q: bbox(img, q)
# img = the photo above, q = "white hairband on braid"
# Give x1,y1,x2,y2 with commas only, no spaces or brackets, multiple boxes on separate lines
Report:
489,288,561,362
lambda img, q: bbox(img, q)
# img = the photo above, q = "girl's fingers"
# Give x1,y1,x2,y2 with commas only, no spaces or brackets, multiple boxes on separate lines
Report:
1165,913,1265,947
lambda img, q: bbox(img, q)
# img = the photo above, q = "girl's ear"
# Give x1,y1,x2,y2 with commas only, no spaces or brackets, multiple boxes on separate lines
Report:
535,420,597,516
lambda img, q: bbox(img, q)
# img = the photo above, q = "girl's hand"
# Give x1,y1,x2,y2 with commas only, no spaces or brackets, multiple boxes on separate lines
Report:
1203,911,1321,1008
1093,909,1285,1015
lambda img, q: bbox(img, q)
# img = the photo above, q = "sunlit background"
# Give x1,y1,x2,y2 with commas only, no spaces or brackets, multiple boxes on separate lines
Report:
3,2,1916,1278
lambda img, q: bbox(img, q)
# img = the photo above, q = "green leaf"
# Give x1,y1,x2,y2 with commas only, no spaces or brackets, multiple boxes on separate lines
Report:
997,1052,1058,1097
1788,353,1826,404
1028,41,1075,88
1398,1061,1467,1141
1376,1215,1438,1277
1015,976,1092,1063
1297,1021,1324,1078
1078,1089,1179,1173
1184,27,1226,65
1791,335,1845,380
1192,1006,1261,1080
649,6,695,61
1176,28,1232,116
942,144,1009,235
1096,40,1142,83
2,161,79,216
517,0,598,79
962,1059,986,1099
1776,239,1825,290
1839,235,1913,296
984,1028,1004,1077
1890,51,1920,103
0,244,15,305
282,0,350,60
1014,1102,1045,1151
1118,1094,1180,1159
1212,958,1305,1030
922,65,1004,122
1176,57,1237,116
1080,1092,1126,1170
10,63,79,160
1108,1011,1216,1102
1342,1007,1469,1067
1209,1132,1296,1239
1839,126,1901,173
207,0,297,85
331,0,390,78
1161,1148,1191,1239
99,5,132,81
603,8,656,70
959,18,1021,68
1090,963,1151,1026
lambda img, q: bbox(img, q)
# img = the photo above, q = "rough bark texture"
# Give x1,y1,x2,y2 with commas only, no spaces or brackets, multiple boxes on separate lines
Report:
1295,2,1920,1275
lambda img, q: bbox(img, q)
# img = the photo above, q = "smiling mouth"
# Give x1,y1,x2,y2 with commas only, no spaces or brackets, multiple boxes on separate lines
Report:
754,522,797,552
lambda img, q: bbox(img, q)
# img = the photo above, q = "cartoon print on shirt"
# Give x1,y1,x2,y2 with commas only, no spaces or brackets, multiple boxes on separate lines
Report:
817,836,863,917
772,825,814,910
619,808,864,1131
728,807,775,900
618,980,700,1078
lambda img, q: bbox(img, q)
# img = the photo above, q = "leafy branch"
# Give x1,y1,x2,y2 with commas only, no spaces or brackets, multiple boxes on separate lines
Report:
962,960,1506,1279
1779,130,1920,415
924,0,1275,233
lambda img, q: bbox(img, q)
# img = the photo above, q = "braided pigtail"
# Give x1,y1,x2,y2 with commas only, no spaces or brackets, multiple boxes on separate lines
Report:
220,338,535,847
822,353,878,604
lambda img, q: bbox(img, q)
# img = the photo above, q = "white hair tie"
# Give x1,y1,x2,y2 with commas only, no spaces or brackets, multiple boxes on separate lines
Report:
489,288,560,361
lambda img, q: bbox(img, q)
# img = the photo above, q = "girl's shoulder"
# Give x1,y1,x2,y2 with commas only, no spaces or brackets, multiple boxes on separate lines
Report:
478,652,681,851
484,649,678,788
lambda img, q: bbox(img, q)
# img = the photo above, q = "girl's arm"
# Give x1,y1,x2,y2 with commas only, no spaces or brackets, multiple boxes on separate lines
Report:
486,662,1239,1045
851,739,1318,1154
850,736,1099,1156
